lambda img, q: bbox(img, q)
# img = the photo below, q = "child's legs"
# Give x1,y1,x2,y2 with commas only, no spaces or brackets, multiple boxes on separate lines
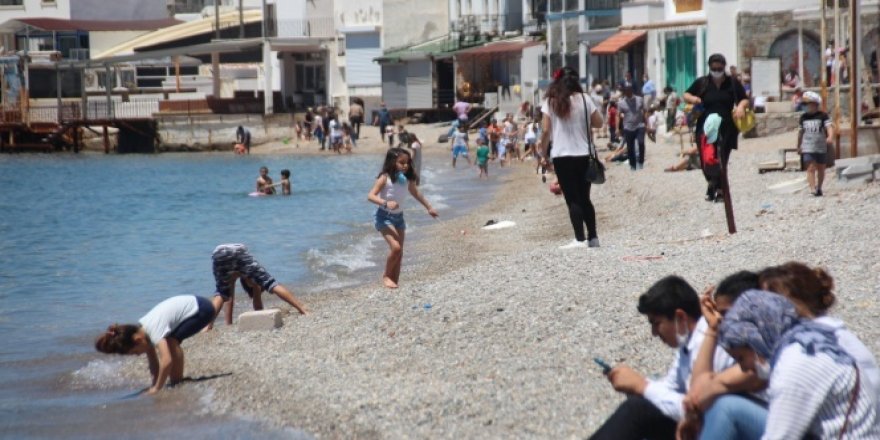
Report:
380,226,404,285
390,228,405,282
269,284,308,314
816,163,826,189
241,277,263,310
166,338,184,383
806,161,817,189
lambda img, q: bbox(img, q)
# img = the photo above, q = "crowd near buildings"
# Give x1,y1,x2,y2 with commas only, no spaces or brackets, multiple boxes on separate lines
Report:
0,0,877,152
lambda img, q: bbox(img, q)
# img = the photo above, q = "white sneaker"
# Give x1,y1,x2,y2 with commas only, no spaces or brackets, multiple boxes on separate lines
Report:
559,239,588,250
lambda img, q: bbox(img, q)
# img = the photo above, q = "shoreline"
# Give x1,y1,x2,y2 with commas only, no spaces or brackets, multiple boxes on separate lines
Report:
112,127,880,438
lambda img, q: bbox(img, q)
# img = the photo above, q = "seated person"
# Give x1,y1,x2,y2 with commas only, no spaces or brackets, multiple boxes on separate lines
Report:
604,144,629,163
717,290,880,439
664,146,700,172
588,276,736,440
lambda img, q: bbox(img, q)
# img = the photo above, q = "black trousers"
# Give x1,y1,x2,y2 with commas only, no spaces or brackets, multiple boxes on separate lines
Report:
552,155,597,242
588,396,677,440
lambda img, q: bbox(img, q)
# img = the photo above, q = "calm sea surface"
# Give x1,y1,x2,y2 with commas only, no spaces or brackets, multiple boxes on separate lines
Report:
0,151,500,438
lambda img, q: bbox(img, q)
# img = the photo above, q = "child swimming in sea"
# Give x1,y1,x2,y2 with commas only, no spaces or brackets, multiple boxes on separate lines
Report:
211,243,308,324
94,295,224,394
280,169,291,195
257,166,276,195
367,148,438,289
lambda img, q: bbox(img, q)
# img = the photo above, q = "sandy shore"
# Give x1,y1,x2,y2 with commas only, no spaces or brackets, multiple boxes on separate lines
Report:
116,125,880,438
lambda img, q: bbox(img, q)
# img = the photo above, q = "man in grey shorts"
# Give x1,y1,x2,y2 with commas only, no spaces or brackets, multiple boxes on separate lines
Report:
212,243,308,325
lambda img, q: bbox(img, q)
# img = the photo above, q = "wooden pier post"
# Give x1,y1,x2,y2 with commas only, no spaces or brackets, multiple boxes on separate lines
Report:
103,124,109,154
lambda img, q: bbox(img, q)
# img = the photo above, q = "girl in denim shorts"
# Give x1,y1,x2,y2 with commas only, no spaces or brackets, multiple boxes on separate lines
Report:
367,148,439,289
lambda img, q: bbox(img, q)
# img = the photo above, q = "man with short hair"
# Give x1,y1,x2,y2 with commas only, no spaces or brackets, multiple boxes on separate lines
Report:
588,275,735,440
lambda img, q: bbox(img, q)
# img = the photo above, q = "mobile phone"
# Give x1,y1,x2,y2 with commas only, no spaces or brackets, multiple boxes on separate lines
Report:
593,357,612,374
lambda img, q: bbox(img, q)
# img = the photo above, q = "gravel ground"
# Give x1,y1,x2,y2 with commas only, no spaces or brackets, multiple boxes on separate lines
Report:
114,127,880,439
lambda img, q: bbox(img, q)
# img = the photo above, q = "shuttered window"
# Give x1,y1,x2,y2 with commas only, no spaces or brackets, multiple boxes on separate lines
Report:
346,32,381,87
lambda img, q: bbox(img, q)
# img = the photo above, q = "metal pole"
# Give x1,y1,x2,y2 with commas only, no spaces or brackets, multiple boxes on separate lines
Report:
833,0,841,158
105,64,112,119
239,0,245,39
849,0,860,158
55,62,62,123
215,0,221,40
262,0,273,115
820,0,827,112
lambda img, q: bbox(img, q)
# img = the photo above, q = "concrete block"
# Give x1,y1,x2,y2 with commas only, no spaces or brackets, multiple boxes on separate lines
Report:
764,102,794,113
840,163,877,177
238,309,283,331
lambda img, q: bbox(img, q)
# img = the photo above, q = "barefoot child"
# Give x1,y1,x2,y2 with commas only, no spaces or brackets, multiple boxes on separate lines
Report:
280,169,291,195
367,148,439,288
798,91,833,197
94,295,224,394
212,243,308,324
450,124,471,168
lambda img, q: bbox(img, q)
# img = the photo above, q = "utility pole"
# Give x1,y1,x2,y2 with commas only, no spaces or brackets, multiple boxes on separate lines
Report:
239,0,245,39
215,0,221,40
262,0,273,115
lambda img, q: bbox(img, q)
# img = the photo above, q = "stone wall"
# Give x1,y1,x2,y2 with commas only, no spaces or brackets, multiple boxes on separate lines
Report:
737,11,880,78
156,113,296,152
748,112,801,139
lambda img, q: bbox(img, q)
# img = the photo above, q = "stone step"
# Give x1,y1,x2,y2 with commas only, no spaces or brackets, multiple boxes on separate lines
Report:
238,309,283,331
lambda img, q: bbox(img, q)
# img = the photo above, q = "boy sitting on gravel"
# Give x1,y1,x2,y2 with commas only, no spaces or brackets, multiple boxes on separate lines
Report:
589,276,738,440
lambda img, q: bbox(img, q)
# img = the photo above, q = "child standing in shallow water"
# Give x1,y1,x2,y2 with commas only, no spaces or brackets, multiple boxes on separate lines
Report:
94,295,224,394
367,148,438,288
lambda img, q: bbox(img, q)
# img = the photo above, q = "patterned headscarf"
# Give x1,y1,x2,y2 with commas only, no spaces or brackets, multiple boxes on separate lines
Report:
718,290,853,367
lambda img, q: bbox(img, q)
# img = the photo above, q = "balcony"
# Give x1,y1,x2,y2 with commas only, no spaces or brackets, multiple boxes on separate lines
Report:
276,17,335,39
586,0,621,9
452,14,523,38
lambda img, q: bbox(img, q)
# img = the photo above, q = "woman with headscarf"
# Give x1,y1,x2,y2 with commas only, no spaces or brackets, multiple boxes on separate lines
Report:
715,290,879,439
683,54,749,202
536,67,605,249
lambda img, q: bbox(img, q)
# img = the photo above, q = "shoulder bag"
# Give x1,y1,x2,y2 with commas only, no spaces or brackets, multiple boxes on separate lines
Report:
581,93,606,184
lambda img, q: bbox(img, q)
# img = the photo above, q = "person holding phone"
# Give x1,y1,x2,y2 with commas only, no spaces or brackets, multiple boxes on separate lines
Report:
588,276,736,440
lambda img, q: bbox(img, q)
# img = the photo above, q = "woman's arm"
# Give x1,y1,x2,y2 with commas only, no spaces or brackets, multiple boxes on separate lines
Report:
682,92,701,105
368,175,396,209
408,182,438,217
148,339,173,394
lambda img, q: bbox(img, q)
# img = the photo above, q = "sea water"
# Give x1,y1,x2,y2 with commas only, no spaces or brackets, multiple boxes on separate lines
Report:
0,151,501,438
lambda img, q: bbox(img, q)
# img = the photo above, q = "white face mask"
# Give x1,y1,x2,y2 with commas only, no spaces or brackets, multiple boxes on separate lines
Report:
674,317,689,348
710,70,725,79
754,358,772,380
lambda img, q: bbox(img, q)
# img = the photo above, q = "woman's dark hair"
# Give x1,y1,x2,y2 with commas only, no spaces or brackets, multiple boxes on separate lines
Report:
379,147,417,184
637,275,701,319
714,270,759,302
544,66,583,119
95,324,140,354
759,262,836,316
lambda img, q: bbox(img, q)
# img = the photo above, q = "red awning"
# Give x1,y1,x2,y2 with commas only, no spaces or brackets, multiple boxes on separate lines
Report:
590,31,646,55
456,40,542,56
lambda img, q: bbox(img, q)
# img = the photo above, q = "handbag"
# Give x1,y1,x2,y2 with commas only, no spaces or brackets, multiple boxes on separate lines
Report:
734,108,756,133
581,94,606,184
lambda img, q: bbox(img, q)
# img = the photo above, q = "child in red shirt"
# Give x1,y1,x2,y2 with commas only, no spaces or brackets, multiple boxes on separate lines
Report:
607,102,619,145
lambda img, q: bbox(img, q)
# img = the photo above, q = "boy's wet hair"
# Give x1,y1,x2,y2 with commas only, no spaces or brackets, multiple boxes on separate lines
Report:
280,169,290,178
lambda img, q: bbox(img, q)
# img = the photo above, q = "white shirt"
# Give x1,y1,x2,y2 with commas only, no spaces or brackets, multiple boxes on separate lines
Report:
540,93,600,159
138,295,200,346
643,318,736,422
313,115,323,131
815,316,880,412
764,344,880,440
329,119,341,137
378,173,408,214
647,113,659,130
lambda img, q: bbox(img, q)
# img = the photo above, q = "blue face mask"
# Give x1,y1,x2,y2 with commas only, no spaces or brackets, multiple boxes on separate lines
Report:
396,171,407,185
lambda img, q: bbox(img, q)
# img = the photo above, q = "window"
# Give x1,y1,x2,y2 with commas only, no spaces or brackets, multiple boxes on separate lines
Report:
0,0,24,6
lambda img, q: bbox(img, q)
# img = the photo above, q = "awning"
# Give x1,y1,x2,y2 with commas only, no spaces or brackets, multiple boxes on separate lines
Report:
374,37,457,64
455,40,542,56
589,31,646,55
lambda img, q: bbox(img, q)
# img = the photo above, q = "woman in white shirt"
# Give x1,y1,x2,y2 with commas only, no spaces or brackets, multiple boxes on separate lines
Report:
536,67,604,249
718,290,879,439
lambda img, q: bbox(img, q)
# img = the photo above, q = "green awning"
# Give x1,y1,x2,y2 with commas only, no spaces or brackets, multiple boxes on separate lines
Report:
374,37,459,64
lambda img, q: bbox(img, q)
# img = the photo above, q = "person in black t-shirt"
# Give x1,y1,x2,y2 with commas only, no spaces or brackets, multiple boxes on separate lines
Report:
683,54,750,201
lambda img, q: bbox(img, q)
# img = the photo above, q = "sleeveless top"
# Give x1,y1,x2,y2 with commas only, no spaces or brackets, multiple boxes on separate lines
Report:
378,173,407,214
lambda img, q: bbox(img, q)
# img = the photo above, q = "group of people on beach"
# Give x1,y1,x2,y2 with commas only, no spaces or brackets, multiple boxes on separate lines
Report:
589,262,880,440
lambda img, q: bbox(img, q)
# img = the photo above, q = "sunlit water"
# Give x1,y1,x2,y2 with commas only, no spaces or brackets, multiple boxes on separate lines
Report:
0,151,501,438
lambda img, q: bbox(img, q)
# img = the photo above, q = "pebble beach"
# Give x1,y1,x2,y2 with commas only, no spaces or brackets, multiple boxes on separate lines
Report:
114,126,880,438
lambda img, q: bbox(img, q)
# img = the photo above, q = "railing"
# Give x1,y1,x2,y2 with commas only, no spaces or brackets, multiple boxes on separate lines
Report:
586,0,621,10
0,99,161,124
276,17,335,39
453,14,522,36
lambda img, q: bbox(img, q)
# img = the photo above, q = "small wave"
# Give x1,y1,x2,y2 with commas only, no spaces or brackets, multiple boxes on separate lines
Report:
69,358,139,390
306,234,379,275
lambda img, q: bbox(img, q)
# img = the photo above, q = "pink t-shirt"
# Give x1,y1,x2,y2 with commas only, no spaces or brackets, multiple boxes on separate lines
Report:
453,101,470,119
